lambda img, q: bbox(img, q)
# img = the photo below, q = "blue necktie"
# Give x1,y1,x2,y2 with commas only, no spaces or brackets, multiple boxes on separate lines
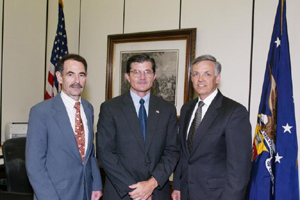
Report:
139,99,147,140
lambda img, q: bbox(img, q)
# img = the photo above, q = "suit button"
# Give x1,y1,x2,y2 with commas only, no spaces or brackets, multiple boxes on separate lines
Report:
81,182,84,186
188,161,192,165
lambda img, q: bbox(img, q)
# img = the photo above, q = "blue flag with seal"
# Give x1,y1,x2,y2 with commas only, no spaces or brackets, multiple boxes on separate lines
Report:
247,0,299,199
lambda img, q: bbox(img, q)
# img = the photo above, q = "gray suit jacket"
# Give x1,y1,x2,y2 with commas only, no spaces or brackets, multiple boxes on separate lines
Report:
96,92,180,200
26,94,102,200
173,91,252,200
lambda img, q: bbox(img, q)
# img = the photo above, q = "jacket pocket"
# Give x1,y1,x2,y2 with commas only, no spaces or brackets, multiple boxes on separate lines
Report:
207,177,224,189
54,179,68,190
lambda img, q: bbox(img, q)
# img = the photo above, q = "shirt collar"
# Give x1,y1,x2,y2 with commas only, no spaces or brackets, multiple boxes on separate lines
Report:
60,91,82,109
198,89,218,107
130,90,150,104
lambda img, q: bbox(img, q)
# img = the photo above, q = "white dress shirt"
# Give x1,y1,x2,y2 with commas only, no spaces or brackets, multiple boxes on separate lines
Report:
186,89,218,139
60,91,88,155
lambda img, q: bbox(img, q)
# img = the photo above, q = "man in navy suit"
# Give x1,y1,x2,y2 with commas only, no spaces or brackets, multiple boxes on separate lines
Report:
26,54,102,200
172,55,252,200
97,53,180,200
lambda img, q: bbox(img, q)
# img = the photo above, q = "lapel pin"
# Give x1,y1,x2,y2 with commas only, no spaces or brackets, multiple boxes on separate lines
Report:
156,110,160,114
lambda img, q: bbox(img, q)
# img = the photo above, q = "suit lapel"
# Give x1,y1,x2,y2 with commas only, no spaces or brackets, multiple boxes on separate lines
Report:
182,99,198,157
121,92,145,152
52,95,83,163
189,92,223,156
81,99,93,164
144,94,160,154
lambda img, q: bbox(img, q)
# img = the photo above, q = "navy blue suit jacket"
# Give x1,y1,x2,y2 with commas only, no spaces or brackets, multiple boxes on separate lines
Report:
173,91,252,200
97,92,180,200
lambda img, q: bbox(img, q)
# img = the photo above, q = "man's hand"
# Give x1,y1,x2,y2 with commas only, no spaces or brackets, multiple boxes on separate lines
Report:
171,190,180,200
91,190,103,200
128,177,158,200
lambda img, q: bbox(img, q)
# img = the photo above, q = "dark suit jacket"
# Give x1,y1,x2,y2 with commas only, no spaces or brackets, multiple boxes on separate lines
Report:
173,91,252,200
96,92,180,200
26,94,102,200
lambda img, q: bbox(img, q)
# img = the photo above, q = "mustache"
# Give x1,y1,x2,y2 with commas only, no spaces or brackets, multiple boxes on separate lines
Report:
70,83,83,88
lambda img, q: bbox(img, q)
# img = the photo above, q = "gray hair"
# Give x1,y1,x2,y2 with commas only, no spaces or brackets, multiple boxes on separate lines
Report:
191,54,221,76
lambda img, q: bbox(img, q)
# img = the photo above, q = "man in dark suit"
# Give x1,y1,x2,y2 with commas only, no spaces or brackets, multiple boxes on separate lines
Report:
97,53,180,200
26,54,102,200
172,55,252,200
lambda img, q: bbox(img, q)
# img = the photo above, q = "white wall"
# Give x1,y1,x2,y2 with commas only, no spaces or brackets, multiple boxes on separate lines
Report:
289,0,300,158
1,0,46,142
0,1,300,179
79,0,124,118
181,0,252,107
124,0,180,33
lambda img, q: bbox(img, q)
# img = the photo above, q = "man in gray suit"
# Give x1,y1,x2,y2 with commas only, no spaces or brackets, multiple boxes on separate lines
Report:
97,53,180,200
172,55,252,200
26,54,102,200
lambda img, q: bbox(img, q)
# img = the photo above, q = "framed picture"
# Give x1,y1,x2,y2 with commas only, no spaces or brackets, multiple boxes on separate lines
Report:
106,28,196,112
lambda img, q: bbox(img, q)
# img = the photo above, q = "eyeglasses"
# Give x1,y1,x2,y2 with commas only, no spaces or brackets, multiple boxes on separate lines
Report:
130,70,154,78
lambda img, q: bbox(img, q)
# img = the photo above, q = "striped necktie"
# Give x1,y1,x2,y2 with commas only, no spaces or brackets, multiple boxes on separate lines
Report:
187,101,204,153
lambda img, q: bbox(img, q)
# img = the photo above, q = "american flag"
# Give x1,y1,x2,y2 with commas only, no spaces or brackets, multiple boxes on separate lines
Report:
45,0,69,100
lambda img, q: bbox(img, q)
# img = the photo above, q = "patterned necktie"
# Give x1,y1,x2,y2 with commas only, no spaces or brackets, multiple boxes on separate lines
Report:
138,99,147,141
187,101,205,153
74,102,85,163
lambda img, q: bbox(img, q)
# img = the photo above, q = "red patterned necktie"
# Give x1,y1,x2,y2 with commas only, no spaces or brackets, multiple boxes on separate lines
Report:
74,102,85,163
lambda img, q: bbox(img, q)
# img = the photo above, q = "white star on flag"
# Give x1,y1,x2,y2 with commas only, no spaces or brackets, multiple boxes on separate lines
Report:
282,123,293,133
275,152,283,163
275,37,281,47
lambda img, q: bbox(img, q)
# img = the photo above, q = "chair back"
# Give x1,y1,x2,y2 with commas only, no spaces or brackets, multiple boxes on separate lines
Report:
3,137,33,193
0,191,34,200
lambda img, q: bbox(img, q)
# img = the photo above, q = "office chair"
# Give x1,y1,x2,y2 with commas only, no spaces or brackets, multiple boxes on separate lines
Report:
2,137,33,194
0,191,33,200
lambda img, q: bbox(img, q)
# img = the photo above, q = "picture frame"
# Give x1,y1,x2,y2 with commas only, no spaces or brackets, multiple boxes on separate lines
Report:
106,28,196,112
